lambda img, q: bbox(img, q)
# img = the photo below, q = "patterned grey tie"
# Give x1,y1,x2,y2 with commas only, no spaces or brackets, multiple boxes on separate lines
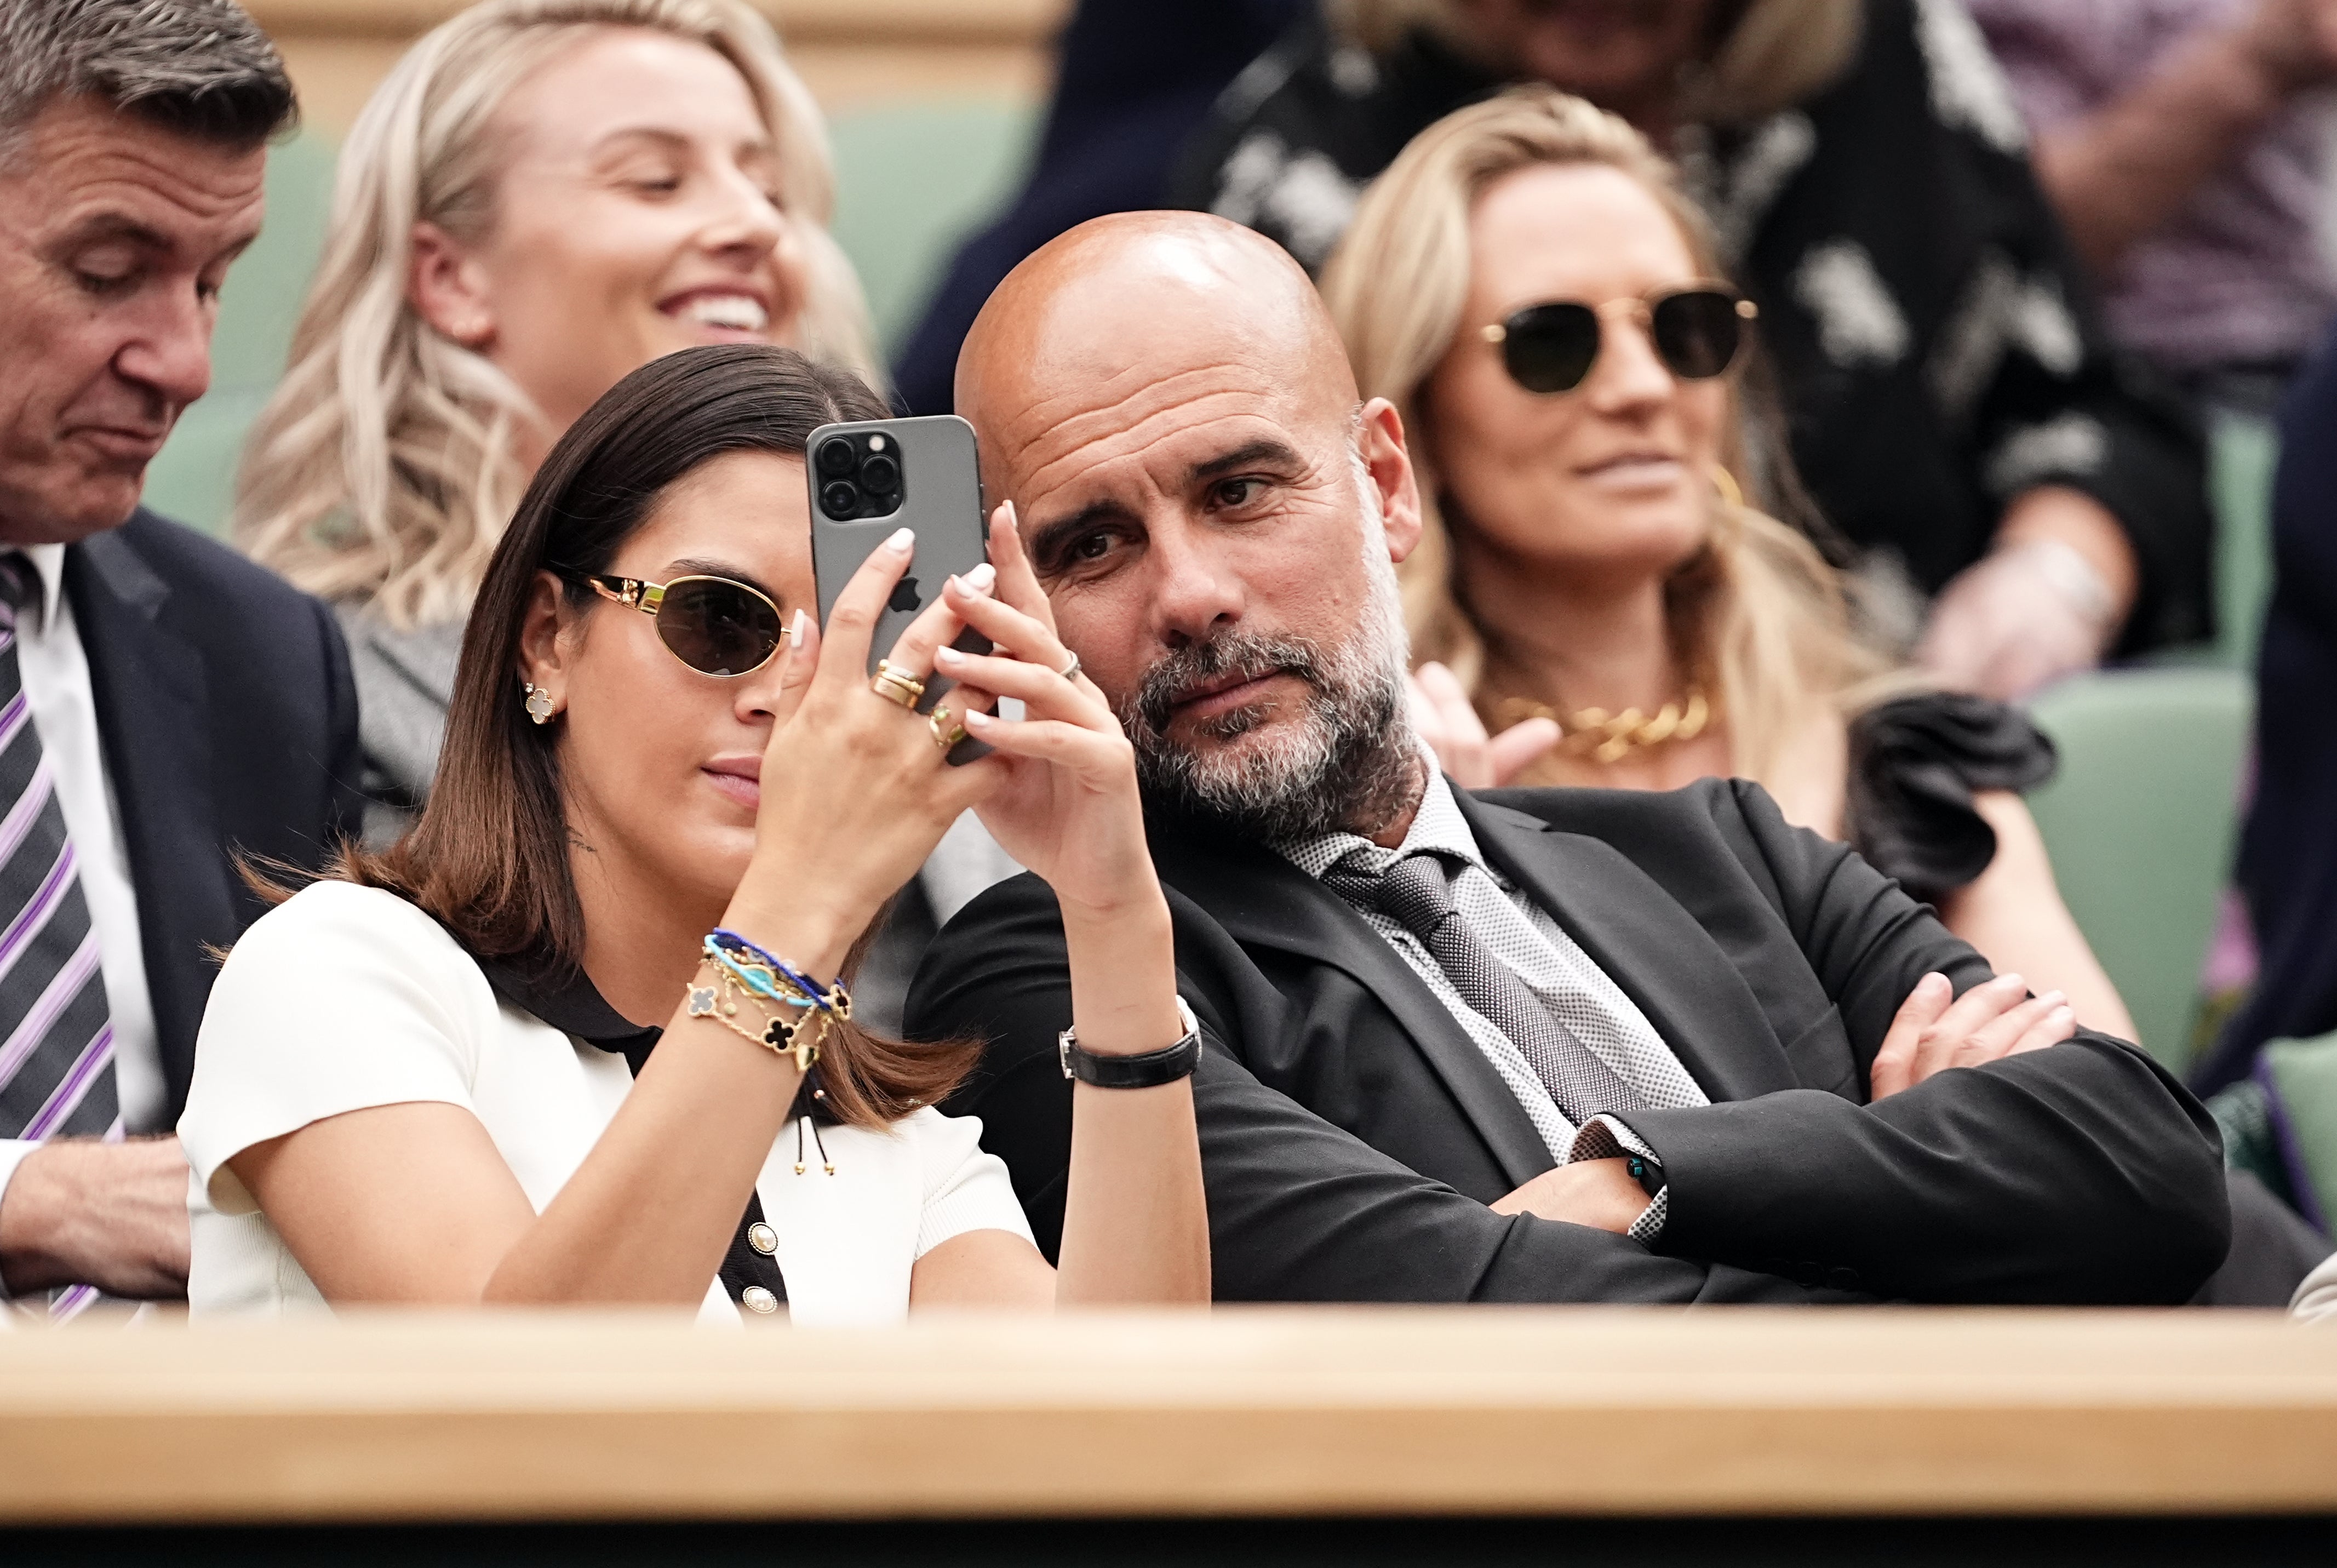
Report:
0,556,118,1317
1328,848,1643,1125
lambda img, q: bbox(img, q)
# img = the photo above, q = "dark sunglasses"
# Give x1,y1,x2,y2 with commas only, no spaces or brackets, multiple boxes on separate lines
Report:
1481,285,1757,395
586,573,789,677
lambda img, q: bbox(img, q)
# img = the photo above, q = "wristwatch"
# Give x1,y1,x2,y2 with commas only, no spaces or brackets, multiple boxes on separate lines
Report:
1059,997,1204,1089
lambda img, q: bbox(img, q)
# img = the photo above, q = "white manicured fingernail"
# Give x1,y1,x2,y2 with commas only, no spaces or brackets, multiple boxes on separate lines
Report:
886,527,914,553
789,609,807,642
935,645,964,667
964,563,996,591
963,707,992,726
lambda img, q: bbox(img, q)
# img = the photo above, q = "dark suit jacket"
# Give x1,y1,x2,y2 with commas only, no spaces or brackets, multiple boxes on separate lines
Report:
63,508,365,1126
910,777,2230,1306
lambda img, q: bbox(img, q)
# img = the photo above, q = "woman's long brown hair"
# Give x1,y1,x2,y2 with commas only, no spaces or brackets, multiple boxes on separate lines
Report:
271,343,979,1127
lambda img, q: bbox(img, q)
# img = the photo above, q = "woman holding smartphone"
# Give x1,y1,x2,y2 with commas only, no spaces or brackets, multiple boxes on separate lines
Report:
179,345,1206,1319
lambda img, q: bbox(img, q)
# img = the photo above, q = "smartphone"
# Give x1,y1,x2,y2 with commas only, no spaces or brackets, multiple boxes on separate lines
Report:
808,413,993,763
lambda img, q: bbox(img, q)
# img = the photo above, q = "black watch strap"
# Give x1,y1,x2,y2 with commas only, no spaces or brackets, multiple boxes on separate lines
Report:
1059,997,1204,1089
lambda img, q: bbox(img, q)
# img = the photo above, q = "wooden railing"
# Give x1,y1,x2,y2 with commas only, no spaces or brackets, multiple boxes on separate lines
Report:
3,1307,2334,1523
247,0,1067,39
244,0,1072,128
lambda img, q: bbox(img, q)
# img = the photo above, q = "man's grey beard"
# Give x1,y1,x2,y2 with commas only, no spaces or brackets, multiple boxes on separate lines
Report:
1115,503,1422,844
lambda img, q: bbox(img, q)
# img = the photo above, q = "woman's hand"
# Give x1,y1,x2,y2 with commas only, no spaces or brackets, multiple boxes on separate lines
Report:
723,525,1001,958
1915,492,2134,701
1409,662,1560,788
938,503,1161,921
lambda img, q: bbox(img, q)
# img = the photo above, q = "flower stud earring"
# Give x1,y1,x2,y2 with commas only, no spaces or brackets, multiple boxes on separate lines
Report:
522,680,556,725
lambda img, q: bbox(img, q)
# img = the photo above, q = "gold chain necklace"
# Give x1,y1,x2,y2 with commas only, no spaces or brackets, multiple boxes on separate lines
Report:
1493,688,1716,765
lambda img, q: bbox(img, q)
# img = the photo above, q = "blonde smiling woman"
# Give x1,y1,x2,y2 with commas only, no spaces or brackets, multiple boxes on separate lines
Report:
235,0,877,839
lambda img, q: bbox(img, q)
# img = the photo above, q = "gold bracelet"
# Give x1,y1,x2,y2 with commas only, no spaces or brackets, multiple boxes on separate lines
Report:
686,959,827,1073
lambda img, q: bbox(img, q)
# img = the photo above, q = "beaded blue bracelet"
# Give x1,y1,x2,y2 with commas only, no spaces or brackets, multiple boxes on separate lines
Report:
702,942,814,1010
701,938,782,998
710,928,846,1015
710,929,833,1003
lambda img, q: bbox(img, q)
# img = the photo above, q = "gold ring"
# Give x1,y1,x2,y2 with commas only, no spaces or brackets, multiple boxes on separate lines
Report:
929,705,969,753
871,659,925,708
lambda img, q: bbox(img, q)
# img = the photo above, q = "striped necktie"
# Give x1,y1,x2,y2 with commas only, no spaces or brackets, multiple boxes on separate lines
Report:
0,555,119,1317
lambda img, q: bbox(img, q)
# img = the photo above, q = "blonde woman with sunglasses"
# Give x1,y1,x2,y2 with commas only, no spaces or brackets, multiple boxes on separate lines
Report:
179,346,1206,1319
1321,86,2136,1048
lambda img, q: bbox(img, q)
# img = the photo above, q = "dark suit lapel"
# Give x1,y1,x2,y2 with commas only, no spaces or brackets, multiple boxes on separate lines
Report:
1152,825,1557,1188
1456,789,1797,1103
65,528,233,1118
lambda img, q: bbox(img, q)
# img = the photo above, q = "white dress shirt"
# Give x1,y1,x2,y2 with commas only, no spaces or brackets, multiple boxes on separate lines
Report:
1276,768,1708,1240
0,544,163,1252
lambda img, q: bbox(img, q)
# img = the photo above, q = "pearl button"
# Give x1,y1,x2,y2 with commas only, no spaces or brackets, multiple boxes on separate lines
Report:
747,1222,777,1255
741,1285,779,1315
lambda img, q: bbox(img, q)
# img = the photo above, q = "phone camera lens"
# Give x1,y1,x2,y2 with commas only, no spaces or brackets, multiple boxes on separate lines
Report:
815,438,857,478
820,479,861,517
859,453,901,493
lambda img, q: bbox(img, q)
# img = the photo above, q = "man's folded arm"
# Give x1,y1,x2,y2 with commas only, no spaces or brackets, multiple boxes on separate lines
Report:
1607,781,2229,1304
910,875,1854,1306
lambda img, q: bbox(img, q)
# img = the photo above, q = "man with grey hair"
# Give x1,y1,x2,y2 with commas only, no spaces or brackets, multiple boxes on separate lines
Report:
0,0,362,1311
908,210,2234,1306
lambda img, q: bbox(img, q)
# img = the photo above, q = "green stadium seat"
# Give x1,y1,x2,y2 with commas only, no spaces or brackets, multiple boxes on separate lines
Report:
2024,667,2254,1068
142,128,336,535
827,98,1036,355
2143,409,2279,673
2208,408,2278,671
2261,1029,2337,1226
138,388,273,539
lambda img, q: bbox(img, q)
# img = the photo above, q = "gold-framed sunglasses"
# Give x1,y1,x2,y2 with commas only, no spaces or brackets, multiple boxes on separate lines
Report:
586,573,789,678
1482,283,1757,394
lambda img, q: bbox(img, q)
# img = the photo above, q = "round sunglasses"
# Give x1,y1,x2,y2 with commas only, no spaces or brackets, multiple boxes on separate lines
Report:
586,573,789,677
1481,285,1757,395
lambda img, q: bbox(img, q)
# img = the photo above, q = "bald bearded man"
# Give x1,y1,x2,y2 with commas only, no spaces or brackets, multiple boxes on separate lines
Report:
907,213,2229,1304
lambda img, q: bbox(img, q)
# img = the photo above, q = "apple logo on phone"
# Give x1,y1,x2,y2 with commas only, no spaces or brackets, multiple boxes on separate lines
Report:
889,577,921,613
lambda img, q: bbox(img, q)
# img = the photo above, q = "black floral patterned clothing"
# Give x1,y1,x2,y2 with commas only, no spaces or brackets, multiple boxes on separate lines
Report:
1172,0,2213,651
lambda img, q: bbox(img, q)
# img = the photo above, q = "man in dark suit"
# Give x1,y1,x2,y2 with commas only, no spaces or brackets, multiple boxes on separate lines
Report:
0,0,363,1308
911,211,2230,1304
